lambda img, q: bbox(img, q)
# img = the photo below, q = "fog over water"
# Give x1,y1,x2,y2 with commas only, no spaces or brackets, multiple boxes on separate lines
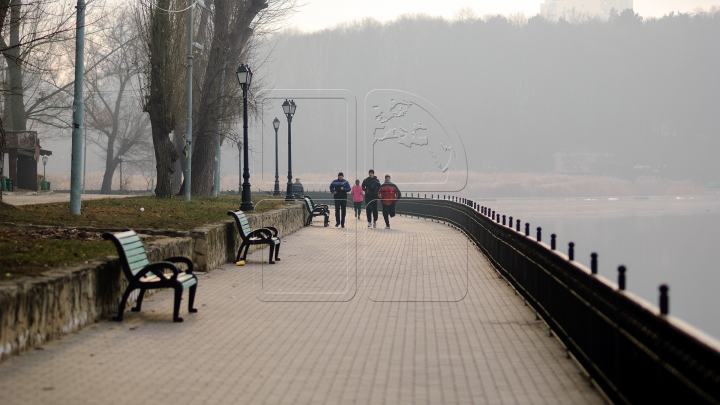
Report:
484,196,720,339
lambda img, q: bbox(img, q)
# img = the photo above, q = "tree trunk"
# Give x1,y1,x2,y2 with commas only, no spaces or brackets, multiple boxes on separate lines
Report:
100,140,117,194
145,0,181,198
7,0,26,131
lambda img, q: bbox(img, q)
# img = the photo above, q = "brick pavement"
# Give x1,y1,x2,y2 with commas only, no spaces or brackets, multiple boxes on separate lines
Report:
0,215,607,405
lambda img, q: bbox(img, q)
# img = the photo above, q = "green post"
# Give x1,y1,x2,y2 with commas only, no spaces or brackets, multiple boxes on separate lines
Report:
70,0,86,214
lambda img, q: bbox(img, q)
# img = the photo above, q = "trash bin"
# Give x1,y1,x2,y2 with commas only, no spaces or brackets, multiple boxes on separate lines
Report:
46,181,51,191
6,177,13,191
40,180,48,190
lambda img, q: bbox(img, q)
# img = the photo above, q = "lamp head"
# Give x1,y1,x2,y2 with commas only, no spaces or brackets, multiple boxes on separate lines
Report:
282,99,297,117
42,155,48,165
273,117,280,130
236,63,252,88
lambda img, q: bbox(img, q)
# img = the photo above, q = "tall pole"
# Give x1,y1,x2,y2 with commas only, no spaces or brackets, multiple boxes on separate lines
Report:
285,115,293,201
274,125,280,195
240,85,253,211
69,0,86,215
184,0,195,201
213,61,226,197
150,151,155,193
237,140,242,195
82,133,87,194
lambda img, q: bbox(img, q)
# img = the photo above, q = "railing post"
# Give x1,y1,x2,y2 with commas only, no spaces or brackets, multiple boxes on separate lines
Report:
502,215,506,226
516,219,520,232
551,234,556,250
591,253,598,274
618,266,626,291
659,285,669,315
525,223,530,236
568,242,574,261
509,216,513,227
536,227,542,242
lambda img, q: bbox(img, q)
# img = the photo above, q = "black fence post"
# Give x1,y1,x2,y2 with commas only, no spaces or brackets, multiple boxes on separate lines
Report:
551,234,556,250
568,242,575,261
516,219,520,232
509,216,513,227
660,285,669,315
591,253,598,275
492,212,495,221
525,223,530,236
618,266,626,291
502,215,506,226
536,227,542,242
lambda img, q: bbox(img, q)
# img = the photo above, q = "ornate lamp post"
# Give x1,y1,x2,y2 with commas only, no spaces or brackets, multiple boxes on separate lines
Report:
273,117,281,196
42,155,48,191
236,63,254,211
282,99,297,202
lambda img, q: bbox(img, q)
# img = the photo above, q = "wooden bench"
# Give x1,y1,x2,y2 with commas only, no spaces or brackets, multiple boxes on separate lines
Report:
227,210,281,264
103,230,198,323
301,196,330,227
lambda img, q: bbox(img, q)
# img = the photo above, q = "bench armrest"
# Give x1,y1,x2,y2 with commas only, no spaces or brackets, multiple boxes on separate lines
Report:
133,262,180,282
163,256,194,273
262,226,279,237
248,228,274,240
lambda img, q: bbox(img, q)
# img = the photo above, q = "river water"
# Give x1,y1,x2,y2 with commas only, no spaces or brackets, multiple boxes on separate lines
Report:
473,195,720,340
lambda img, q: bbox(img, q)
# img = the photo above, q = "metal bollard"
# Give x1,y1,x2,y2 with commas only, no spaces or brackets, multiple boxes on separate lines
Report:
432,194,434,199
492,212,495,221
502,215,506,226
525,223,530,236
536,227,542,242
551,234,556,250
618,266,626,291
591,253,598,275
509,216,513,227
425,194,427,198
516,219,520,232
659,285,669,315
568,242,574,261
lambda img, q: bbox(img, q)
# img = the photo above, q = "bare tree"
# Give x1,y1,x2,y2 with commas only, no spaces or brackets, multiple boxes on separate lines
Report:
135,0,188,198
84,9,151,194
186,0,298,195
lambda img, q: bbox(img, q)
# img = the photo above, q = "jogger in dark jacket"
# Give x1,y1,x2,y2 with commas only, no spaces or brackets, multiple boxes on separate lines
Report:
330,172,351,227
361,169,382,228
378,174,401,229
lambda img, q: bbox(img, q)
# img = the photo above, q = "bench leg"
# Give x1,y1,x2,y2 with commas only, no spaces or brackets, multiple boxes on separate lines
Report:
113,287,133,322
235,242,246,262
131,288,146,312
173,286,183,322
324,214,329,227
268,244,275,264
188,284,198,313
241,243,250,261
274,243,281,261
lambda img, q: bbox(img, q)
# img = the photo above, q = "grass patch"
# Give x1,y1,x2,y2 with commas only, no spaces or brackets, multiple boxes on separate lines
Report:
0,195,290,231
0,227,116,279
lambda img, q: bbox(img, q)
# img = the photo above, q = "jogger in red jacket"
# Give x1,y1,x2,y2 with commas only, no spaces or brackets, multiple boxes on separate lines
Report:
377,174,401,229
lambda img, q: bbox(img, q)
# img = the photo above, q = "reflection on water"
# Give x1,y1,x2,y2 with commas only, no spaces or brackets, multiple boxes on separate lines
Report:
479,195,720,340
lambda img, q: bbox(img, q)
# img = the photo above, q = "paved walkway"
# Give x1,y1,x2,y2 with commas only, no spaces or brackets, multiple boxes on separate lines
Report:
0,216,607,405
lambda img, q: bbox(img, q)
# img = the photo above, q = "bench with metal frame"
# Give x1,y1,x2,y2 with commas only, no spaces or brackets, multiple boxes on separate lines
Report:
301,195,330,227
103,230,198,323
227,210,281,264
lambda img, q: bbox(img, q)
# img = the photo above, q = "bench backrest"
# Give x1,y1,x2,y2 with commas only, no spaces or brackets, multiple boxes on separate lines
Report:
303,197,314,212
227,210,252,240
103,230,149,278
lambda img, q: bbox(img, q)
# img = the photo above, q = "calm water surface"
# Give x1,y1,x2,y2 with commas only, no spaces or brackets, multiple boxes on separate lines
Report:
474,195,720,340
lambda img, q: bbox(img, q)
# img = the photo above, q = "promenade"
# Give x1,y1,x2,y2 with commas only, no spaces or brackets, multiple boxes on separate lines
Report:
0,216,607,405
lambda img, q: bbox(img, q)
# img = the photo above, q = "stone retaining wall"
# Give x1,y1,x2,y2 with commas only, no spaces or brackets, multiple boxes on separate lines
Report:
0,237,192,362
0,203,308,362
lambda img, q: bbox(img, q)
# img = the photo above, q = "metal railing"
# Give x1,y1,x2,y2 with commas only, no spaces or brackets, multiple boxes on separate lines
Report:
393,195,720,405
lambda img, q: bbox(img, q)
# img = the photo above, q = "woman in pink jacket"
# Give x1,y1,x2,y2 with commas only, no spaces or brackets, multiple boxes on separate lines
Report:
350,179,364,219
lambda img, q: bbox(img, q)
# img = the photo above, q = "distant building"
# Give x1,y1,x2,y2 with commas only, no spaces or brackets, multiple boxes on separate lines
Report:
540,0,633,21
554,151,614,174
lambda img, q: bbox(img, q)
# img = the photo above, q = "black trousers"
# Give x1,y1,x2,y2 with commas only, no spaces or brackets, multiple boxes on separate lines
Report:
365,200,379,222
381,204,395,226
334,200,347,225
353,201,362,217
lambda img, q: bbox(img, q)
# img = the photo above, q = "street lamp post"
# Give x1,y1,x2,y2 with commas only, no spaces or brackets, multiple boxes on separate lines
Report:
236,63,254,211
273,117,280,196
237,140,242,195
118,155,124,194
282,99,296,202
42,155,48,190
